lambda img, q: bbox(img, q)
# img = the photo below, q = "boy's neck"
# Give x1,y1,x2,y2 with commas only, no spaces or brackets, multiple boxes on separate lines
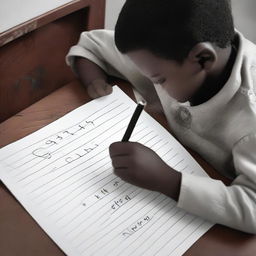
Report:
190,42,237,106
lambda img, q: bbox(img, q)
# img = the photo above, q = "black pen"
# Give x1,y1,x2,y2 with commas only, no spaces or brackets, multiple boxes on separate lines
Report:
122,100,147,142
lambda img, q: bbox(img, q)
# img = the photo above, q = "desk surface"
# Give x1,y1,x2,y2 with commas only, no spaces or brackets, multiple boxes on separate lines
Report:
0,80,255,256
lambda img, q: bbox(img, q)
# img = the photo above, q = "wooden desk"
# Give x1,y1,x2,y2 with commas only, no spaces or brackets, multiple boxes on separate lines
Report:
0,80,256,255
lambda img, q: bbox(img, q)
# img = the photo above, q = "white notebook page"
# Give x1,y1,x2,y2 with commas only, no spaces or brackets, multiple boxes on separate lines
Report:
0,86,213,256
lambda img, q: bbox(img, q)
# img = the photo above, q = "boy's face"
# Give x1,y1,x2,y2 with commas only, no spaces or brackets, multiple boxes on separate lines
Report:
127,49,205,103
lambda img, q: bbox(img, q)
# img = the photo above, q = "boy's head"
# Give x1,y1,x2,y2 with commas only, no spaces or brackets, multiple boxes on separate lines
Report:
115,0,235,102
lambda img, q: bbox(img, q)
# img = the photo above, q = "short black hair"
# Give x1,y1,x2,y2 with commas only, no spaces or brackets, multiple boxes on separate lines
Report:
115,0,235,62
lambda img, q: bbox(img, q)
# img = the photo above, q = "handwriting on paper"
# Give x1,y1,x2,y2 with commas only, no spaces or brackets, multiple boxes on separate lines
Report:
121,215,152,239
81,179,123,208
65,143,99,164
32,120,95,159
111,194,132,213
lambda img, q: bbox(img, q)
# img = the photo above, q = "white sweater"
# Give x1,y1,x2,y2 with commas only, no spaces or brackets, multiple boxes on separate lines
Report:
66,29,256,234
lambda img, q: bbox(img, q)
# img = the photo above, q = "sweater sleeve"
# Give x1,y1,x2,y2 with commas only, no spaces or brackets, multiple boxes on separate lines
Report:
66,29,161,108
177,133,256,234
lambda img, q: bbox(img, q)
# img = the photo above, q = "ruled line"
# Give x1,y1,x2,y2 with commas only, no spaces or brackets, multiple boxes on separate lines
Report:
46,175,122,217
82,196,174,256
97,197,174,256
65,187,142,240
14,106,131,178
79,192,162,253
152,216,197,256
32,128,151,198
112,201,178,256
51,130,166,231
168,220,205,256
56,179,130,229
24,146,110,192
30,125,147,202
24,124,146,194
26,128,154,204
19,116,136,186
139,212,189,256
31,159,110,201
1,99,119,163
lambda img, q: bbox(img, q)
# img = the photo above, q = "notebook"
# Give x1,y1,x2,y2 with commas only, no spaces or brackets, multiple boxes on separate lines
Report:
0,86,213,256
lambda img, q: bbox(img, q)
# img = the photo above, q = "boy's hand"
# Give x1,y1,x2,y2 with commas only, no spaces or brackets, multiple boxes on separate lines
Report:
109,142,181,201
87,79,113,99
74,57,112,99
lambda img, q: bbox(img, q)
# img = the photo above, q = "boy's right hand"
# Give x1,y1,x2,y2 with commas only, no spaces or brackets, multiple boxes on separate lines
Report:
87,79,113,99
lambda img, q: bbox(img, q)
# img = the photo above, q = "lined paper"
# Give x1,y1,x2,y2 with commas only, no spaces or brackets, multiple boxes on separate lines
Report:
0,86,213,256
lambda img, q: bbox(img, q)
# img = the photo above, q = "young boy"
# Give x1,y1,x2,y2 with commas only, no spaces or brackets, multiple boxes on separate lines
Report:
66,0,256,234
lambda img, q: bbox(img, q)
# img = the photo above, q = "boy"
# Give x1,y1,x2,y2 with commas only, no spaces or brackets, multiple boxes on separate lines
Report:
66,0,256,234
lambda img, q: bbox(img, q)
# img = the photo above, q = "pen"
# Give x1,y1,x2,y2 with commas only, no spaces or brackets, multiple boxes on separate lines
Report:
121,100,147,142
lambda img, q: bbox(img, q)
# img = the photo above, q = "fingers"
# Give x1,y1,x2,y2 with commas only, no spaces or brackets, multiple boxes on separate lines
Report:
105,84,113,95
94,82,108,96
87,80,113,99
111,155,131,169
111,155,135,185
109,142,140,158
87,84,99,98
114,168,133,184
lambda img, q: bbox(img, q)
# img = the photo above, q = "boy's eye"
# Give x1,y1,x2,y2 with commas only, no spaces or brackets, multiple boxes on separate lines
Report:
156,78,166,85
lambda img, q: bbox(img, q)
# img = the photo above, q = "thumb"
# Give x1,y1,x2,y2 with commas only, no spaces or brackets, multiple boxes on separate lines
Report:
104,84,113,95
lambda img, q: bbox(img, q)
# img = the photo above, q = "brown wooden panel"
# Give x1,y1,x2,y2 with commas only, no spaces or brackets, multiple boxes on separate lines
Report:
0,0,105,123
0,0,105,47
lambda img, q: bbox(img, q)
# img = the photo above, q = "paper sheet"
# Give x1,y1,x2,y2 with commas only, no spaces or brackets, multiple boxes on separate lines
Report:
0,86,213,256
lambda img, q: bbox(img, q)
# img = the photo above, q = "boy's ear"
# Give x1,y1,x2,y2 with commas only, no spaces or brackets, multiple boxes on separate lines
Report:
188,43,217,71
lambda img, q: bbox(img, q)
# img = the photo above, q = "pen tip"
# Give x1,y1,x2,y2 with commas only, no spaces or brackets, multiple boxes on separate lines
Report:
139,100,147,106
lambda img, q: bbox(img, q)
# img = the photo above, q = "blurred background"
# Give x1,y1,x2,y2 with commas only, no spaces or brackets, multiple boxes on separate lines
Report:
231,0,256,43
